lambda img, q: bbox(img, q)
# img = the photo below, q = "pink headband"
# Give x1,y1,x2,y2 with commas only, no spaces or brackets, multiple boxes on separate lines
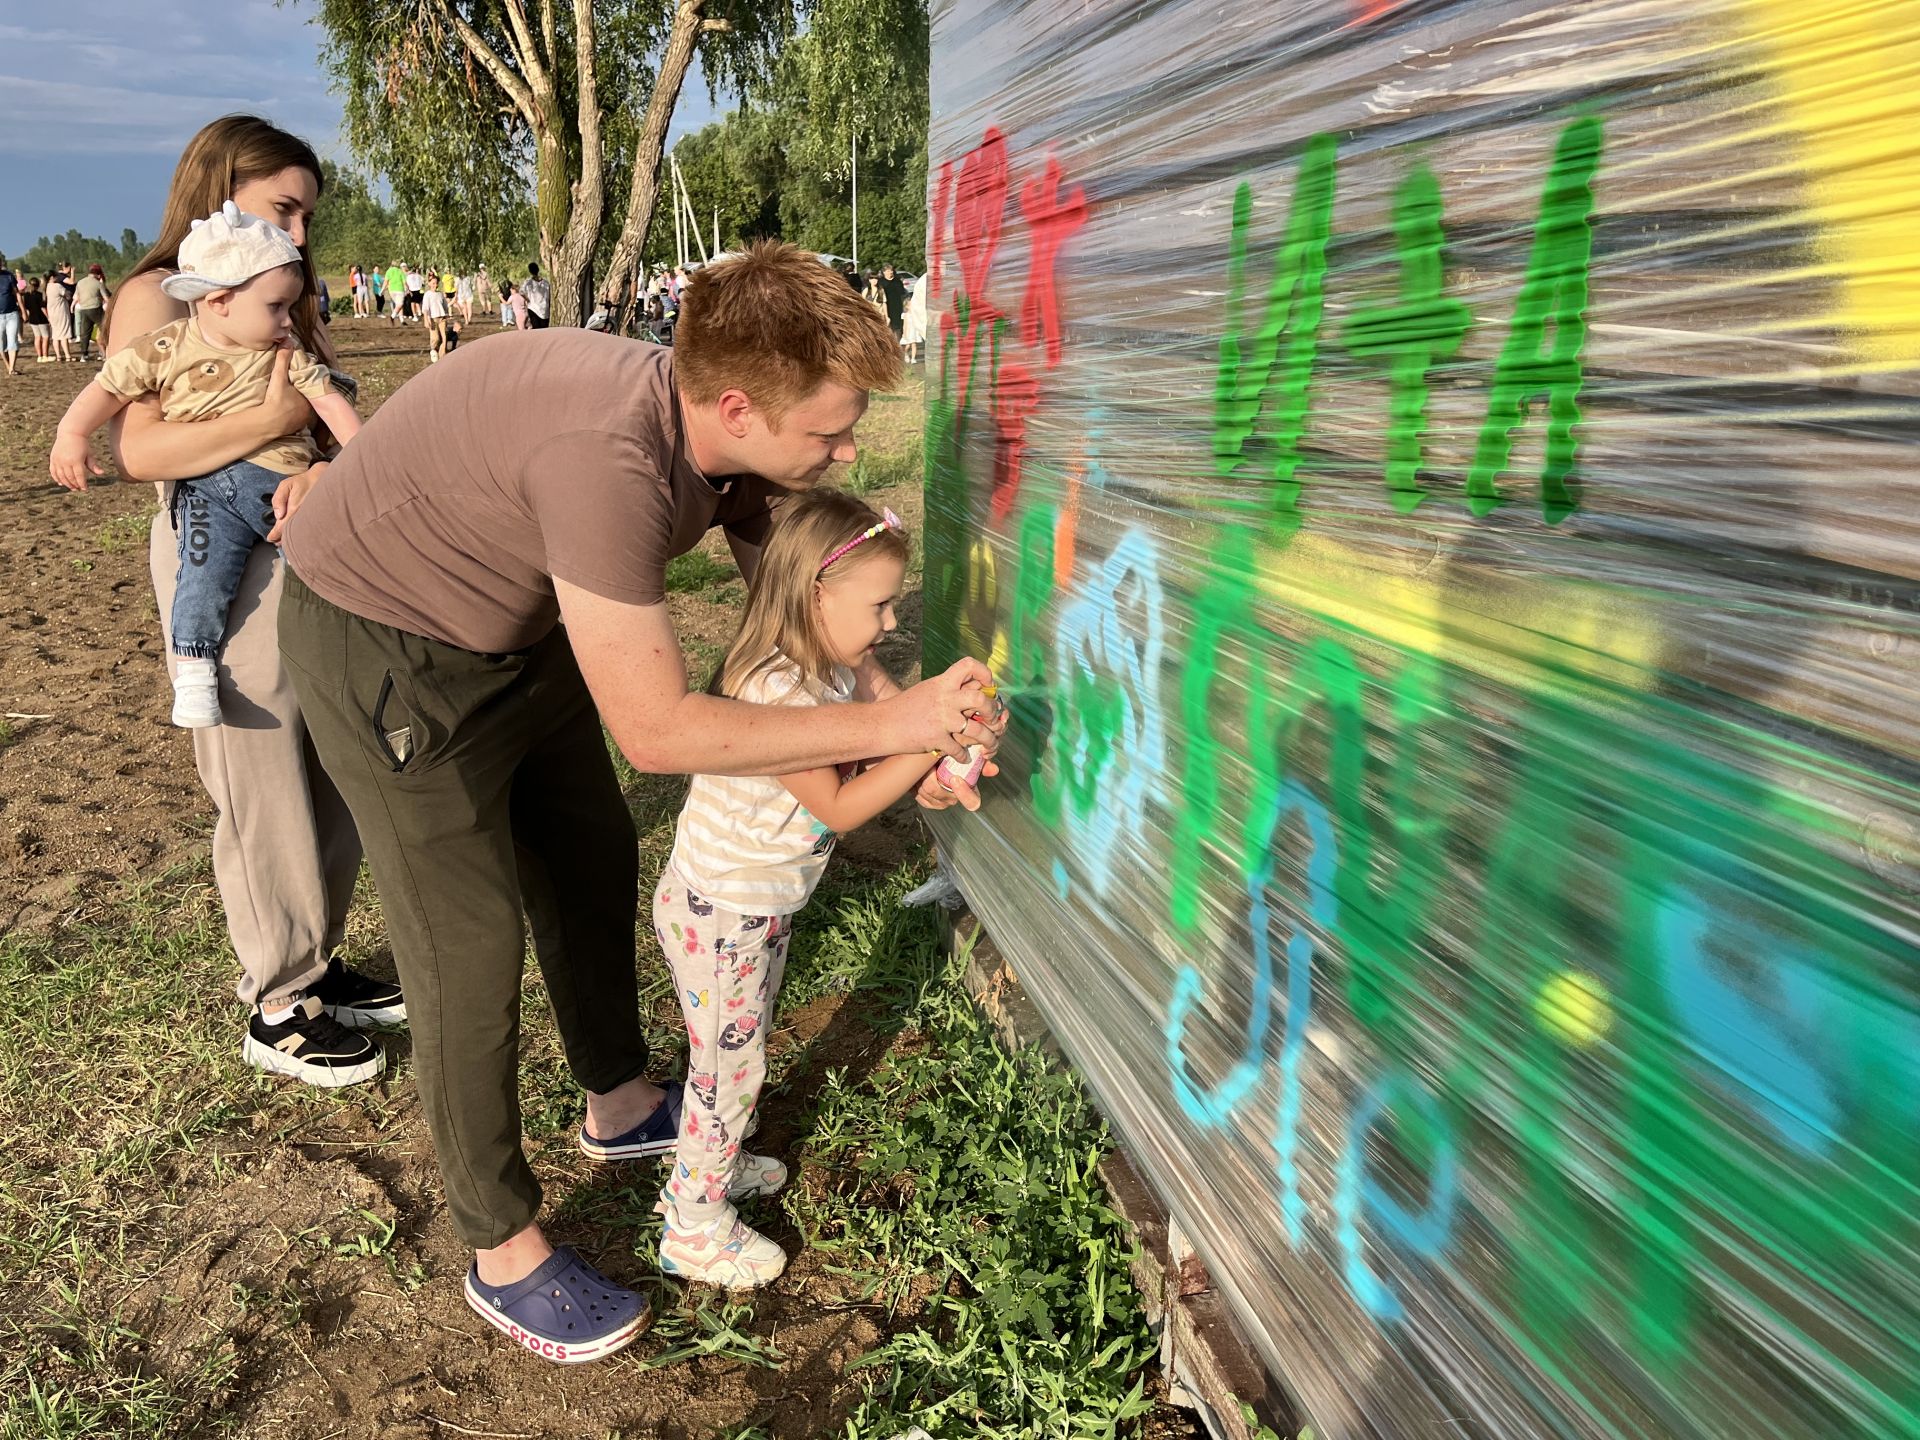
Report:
818,507,903,574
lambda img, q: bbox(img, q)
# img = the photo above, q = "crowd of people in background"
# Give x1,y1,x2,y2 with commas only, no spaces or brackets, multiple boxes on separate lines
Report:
0,245,928,380
0,255,114,372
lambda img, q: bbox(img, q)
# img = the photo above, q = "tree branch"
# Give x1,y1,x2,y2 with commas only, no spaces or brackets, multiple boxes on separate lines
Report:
423,0,535,121
498,0,549,94
701,17,730,30
602,0,711,311
539,0,557,70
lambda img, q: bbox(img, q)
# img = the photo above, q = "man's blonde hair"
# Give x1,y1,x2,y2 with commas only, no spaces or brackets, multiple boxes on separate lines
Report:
676,241,902,425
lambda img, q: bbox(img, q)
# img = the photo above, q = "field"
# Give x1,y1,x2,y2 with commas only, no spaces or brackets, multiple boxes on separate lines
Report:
0,318,1196,1439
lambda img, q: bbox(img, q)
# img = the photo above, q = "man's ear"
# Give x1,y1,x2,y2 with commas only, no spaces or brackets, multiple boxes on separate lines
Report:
716,388,755,438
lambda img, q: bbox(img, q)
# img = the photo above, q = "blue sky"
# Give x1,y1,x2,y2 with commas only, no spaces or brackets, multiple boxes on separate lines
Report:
0,1,723,259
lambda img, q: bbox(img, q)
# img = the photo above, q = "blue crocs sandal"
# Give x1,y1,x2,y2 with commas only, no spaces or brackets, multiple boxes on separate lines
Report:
578,1086,682,1161
579,1087,759,1162
463,1246,651,1363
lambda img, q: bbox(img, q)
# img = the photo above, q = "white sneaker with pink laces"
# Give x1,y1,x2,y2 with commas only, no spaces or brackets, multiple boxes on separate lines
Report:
658,1207,787,1289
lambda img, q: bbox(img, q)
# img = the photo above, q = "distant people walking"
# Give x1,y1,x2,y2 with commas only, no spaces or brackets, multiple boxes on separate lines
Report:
879,264,906,339
349,263,369,317
22,278,52,362
0,257,19,375
475,264,494,315
74,264,110,361
370,265,386,316
901,271,927,364
384,261,405,324
506,280,529,330
46,265,75,362
404,265,425,321
422,274,448,362
455,270,473,323
521,262,550,329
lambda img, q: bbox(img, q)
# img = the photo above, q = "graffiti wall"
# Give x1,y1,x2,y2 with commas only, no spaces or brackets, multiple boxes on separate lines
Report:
920,2,1920,1437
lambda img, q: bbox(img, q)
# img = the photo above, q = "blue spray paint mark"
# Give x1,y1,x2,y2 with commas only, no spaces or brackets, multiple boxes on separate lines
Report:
1257,780,1338,1245
1333,1067,1460,1322
1052,859,1071,899
1654,887,1843,1157
1049,528,1167,896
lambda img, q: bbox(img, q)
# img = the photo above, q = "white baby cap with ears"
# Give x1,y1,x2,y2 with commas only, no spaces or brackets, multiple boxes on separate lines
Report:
160,201,305,301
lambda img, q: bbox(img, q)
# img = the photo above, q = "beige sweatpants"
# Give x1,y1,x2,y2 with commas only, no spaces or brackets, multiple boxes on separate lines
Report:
149,510,363,1008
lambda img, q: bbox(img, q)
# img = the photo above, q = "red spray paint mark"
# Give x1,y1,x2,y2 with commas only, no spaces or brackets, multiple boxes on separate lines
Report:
951,130,1010,407
954,130,1009,303
1018,156,1088,367
929,159,954,300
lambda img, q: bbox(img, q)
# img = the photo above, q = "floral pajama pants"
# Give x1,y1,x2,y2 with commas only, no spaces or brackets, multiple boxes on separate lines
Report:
654,880,791,1227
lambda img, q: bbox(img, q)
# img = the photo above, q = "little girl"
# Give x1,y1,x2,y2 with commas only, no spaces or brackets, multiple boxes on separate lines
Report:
49,203,359,728
648,489,948,1287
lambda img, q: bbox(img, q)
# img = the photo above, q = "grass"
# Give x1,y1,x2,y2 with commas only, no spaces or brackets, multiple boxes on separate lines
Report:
94,512,147,555
665,549,737,593
781,924,1160,1439
846,448,921,497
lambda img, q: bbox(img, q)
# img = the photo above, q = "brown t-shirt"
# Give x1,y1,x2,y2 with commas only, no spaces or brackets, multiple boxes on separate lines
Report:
283,330,781,654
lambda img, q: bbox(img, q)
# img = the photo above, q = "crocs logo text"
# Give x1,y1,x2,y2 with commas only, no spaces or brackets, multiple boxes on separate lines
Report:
505,1323,568,1361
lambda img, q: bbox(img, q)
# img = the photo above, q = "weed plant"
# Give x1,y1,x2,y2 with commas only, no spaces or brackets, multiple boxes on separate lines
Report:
788,934,1158,1439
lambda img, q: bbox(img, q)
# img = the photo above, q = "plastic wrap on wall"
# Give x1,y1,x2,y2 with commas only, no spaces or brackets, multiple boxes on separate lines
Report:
919,2,1920,1437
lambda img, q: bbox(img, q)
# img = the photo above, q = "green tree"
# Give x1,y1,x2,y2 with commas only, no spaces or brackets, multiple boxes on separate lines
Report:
314,0,796,326
753,0,929,269
309,159,405,276
13,229,151,280
637,0,932,276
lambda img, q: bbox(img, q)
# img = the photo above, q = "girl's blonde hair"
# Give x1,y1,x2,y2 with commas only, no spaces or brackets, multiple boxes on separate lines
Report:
119,115,327,354
713,488,911,698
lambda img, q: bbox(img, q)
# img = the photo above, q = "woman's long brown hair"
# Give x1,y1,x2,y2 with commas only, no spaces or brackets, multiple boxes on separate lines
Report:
118,115,328,354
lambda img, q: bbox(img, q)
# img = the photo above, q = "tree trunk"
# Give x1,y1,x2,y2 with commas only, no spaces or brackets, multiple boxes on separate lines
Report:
546,0,607,327
602,0,720,324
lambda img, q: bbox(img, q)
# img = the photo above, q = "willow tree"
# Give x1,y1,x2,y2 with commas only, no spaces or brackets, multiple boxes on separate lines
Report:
314,0,792,326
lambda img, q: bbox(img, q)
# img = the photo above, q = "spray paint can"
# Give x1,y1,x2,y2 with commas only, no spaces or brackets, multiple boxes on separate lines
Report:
936,683,1000,791
936,744,989,791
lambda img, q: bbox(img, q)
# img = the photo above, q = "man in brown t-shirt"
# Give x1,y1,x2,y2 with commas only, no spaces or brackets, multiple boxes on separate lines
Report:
276,243,997,1361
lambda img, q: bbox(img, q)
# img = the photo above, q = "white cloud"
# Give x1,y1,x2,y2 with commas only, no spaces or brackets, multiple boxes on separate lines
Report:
0,2,342,158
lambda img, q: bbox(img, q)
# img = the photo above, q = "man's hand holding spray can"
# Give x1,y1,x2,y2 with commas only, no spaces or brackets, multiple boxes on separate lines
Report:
936,684,1005,792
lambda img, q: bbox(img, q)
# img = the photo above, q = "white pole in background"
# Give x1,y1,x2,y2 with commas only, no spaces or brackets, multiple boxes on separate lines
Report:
713,207,719,258
673,149,685,268
851,125,859,272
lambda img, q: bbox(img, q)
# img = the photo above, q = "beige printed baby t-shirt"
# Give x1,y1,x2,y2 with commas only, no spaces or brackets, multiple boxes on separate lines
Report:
97,317,334,475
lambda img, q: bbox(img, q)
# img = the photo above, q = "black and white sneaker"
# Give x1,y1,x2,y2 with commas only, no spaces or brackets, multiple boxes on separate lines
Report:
243,996,386,1088
310,955,408,1029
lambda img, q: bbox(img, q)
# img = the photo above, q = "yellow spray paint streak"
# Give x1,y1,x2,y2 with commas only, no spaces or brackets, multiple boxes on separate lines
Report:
1741,0,1920,364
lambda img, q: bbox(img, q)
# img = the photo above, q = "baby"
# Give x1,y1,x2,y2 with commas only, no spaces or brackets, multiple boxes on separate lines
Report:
51,203,360,727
